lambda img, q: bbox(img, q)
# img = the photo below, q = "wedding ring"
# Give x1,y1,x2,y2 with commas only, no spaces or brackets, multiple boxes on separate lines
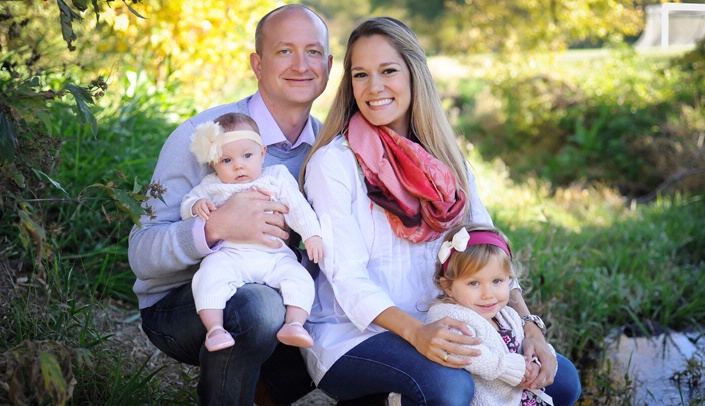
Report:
443,352,449,362
531,356,542,368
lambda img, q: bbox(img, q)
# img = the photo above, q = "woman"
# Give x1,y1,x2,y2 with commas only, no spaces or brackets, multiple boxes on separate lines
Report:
301,17,581,405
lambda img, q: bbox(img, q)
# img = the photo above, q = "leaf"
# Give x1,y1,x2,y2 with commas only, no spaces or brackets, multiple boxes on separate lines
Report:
90,183,147,226
18,206,48,259
71,0,89,12
39,351,69,406
132,177,142,194
36,110,54,137
0,110,18,161
32,169,69,196
124,1,147,19
64,83,98,137
113,188,147,216
57,0,82,51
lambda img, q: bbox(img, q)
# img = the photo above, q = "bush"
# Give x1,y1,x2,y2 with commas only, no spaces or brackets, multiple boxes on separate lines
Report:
455,44,705,198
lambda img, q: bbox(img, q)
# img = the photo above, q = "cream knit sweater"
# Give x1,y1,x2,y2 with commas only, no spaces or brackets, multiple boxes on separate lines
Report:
427,303,556,406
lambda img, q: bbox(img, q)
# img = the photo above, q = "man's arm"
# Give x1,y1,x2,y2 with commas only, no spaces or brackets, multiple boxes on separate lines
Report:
128,121,212,280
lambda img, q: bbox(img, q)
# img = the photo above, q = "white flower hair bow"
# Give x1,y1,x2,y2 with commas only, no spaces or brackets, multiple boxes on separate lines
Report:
190,121,223,164
438,227,470,264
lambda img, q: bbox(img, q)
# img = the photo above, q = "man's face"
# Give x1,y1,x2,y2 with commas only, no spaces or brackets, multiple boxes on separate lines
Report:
251,8,332,111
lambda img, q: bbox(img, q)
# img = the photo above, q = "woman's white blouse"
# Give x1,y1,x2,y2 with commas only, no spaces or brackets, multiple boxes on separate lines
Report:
302,135,493,384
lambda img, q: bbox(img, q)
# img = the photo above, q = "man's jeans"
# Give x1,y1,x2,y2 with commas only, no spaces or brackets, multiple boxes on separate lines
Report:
141,283,313,405
319,331,582,405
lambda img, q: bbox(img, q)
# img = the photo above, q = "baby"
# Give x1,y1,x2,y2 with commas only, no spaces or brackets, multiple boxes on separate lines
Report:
181,112,323,351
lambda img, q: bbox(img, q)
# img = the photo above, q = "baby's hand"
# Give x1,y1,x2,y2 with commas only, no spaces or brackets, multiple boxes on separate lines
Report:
304,236,324,263
193,198,217,221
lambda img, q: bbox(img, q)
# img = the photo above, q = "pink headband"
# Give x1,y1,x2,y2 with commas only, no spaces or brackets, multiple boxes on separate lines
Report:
437,227,511,274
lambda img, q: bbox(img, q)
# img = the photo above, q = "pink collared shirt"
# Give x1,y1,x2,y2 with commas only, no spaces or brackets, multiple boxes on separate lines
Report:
248,91,315,151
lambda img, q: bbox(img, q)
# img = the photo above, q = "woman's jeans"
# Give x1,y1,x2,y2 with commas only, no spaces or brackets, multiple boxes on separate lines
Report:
140,283,313,405
319,331,582,406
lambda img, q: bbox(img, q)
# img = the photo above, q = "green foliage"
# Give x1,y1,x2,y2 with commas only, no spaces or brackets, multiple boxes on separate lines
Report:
472,155,705,403
1,0,155,275
50,70,184,301
0,2,178,403
309,0,654,53
452,45,705,197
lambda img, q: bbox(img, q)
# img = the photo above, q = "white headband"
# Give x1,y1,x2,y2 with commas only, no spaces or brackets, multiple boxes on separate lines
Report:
190,121,262,164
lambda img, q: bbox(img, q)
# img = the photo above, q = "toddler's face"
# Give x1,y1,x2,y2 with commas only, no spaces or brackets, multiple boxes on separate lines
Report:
213,138,265,184
445,255,511,322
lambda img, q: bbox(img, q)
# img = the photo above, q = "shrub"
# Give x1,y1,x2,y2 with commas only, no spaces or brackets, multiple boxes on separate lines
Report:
455,45,705,198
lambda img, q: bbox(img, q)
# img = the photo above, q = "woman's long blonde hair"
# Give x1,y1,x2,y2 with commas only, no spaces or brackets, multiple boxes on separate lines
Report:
300,17,471,215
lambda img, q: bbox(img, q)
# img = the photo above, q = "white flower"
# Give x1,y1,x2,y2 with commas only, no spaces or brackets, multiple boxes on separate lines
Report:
190,121,223,164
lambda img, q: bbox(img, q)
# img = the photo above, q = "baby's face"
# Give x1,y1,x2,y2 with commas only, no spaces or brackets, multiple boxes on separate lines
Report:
212,138,265,184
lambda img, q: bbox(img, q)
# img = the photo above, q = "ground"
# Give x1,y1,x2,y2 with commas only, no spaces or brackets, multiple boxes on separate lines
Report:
102,298,336,405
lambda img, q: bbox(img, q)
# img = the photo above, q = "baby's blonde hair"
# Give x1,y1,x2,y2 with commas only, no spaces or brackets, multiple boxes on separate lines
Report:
433,223,523,302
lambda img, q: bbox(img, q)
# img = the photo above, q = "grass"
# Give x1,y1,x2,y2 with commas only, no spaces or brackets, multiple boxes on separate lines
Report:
2,51,705,404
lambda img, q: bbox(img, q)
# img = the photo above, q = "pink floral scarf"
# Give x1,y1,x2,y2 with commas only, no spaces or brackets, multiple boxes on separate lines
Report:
346,112,466,243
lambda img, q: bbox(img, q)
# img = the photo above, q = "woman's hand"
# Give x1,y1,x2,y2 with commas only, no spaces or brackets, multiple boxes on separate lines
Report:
375,308,482,368
407,316,482,368
519,325,556,389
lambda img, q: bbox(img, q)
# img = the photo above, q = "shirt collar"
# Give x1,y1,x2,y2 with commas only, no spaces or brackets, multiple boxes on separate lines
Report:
248,91,315,149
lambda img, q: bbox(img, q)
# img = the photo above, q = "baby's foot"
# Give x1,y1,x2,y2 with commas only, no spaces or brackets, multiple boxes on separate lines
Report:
205,325,235,352
276,322,314,348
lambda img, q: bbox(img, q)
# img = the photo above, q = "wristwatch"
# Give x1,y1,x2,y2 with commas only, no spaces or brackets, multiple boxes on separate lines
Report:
521,315,547,335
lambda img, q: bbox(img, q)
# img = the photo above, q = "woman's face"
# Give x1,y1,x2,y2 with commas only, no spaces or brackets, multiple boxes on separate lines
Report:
350,34,411,137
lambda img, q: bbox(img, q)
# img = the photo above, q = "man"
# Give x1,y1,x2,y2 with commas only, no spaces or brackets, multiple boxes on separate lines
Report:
127,5,332,405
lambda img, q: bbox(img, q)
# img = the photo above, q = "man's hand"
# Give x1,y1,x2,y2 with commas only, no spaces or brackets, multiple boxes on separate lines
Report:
204,189,289,248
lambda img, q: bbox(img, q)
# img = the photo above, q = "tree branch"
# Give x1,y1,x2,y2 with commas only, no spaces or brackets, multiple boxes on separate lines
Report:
634,166,705,204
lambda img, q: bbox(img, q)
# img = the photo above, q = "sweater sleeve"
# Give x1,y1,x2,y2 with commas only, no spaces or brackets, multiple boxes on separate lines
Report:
270,165,321,241
128,118,215,283
427,303,526,386
180,181,208,221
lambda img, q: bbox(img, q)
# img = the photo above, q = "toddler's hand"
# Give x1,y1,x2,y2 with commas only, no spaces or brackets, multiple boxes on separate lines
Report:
304,236,324,263
520,356,542,389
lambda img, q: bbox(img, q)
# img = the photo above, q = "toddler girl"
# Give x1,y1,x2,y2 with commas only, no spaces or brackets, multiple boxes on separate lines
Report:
426,224,555,405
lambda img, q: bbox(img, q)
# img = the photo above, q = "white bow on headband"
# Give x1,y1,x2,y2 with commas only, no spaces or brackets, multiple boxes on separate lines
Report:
438,227,470,264
190,121,263,165
191,121,223,165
